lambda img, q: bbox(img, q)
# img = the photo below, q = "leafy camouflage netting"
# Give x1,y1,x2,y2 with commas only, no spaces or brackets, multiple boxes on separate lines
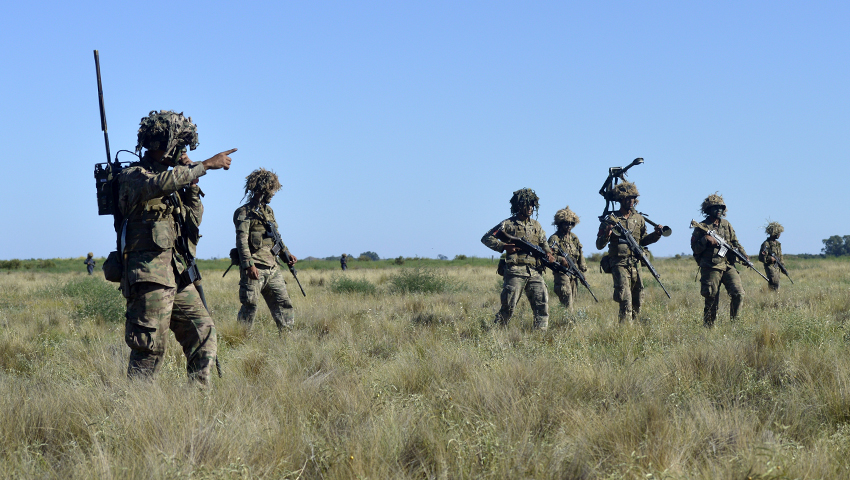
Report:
608,181,639,202
553,206,580,226
244,168,281,204
700,193,726,215
765,221,784,236
135,110,199,156
510,188,540,215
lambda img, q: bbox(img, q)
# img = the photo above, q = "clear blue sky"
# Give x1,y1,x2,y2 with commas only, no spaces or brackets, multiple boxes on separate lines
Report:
1,1,847,260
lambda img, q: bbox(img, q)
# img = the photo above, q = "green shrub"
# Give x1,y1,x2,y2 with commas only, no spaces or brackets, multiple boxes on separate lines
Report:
453,255,467,261
62,277,125,323
0,259,22,269
390,267,453,294
394,256,405,265
330,276,377,295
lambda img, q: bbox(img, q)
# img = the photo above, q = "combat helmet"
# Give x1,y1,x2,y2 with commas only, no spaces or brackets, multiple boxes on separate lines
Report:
510,188,540,215
765,221,784,236
135,110,199,161
244,168,282,204
553,206,580,227
87,252,93,257
700,193,726,216
607,181,640,204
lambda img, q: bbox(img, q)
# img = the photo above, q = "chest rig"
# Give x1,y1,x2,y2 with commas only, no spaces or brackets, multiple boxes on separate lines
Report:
123,195,179,252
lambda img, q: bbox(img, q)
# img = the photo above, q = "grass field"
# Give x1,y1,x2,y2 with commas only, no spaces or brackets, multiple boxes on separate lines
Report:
1,256,850,479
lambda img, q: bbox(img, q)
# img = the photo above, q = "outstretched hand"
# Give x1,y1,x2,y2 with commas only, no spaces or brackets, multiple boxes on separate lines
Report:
203,148,237,170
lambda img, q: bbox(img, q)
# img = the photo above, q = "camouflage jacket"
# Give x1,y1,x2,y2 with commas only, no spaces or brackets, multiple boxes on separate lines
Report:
117,157,207,288
691,218,746,271
482,216,551,268
548,232,587,272
596,210,659,267
758,239,782,265
234,202,289,269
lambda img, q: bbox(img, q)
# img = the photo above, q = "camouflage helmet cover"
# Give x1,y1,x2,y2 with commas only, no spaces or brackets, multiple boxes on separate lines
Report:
87,252,93,257
700,193,726,215
135,110,199,155
608,181,639,202
553,206,580,226
765,221,784,236
509,188,540,215
244,168,282,203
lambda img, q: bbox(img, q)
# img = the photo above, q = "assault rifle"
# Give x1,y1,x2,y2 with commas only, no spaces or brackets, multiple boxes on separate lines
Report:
264,219,307,297
764,251,794,284
553,245,599,302
690,220,769,282
491,228,573,277
602,216,671,298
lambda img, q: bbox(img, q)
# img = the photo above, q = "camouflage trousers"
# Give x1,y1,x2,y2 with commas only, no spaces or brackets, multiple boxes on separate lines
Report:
125,281,217,385
495,265,549,330
611,262,643,323
553,273,578,310
700,265,745,327
764,264,780,291
238,265,294,331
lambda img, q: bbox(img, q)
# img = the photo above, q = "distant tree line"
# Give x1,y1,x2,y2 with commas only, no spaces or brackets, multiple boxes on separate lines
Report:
822,235,850,257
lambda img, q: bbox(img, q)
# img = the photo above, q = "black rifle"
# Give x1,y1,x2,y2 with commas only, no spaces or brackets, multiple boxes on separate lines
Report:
264,218,307,297
603,215,672,298
765,252,794,284
553,245,599,302
690,220,769,282
491,228,573,277
170,193,209,308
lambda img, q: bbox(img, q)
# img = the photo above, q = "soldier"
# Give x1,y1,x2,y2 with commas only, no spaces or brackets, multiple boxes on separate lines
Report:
84,252,96,275
759,222,784,292
340,253,348,271
234,168,297,333
118,110,235,385
595,182,664,323
548,206,587,310
691,194,746,327
481,188,554,330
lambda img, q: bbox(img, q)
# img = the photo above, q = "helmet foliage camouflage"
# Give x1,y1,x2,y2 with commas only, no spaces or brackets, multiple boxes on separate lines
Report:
87,252,93,257
553,206,580,226
244,168,281,204
509,188,540,215
700,193,727,215
765,221,784,236
135,110,199,156
608,181,639,203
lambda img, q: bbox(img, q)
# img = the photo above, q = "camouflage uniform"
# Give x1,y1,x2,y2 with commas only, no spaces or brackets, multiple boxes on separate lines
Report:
691,217,746,326
597,211,660,322
759,238,783,291
482,216,551,330
340,254,348,271
118,156,217,384
234,202,294,331
548,232,587,309
84,253,96,275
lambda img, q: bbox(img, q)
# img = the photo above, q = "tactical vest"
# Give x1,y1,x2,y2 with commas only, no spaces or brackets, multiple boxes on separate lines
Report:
247,207,275,253
123,196,178,252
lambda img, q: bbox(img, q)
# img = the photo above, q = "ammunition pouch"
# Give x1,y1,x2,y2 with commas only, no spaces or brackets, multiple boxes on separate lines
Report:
497,258,506,276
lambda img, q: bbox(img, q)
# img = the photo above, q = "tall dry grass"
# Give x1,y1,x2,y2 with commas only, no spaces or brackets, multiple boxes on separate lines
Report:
1,256,850,478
